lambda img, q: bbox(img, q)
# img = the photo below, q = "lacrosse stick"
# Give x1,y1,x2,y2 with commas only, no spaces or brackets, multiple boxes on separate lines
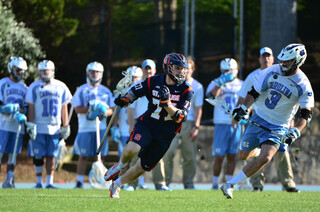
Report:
88,117,111,189
205,98,283,138
96,70,132,155
55,104,75,170
9,123,22,165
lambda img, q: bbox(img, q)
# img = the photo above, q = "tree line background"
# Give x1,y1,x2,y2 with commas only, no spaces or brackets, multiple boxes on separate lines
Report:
1,0,319,124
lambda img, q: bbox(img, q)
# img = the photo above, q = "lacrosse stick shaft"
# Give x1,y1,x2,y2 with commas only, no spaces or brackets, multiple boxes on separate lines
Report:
96,117,101,161
10,124,22,165
68,105,74,125
205,98,282,138
96,105,119,155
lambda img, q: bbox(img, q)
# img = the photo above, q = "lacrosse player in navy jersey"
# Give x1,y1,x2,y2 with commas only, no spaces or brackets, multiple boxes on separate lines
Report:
0,57,30,188
220,44,314,199
72,62,114,188
104,53,193,198
26,60,72,189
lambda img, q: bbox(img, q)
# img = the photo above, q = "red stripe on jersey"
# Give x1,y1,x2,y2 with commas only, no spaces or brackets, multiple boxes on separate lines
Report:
175,124,182,134
181,87,193,96
147,78,151,93
129,128,135,142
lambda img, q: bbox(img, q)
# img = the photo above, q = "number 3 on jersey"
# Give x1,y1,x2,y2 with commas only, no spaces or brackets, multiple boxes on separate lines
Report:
265,90,281,109
42,99,58,117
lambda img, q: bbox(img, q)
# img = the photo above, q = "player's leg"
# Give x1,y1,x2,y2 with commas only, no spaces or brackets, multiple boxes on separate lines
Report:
45,133,60,188
180,121,197,189
152,159,170,190
162,134,179,187
2,131,18,188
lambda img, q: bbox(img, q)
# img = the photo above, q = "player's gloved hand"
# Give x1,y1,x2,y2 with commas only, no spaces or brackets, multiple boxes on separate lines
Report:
281,127,300,145
214,72,234,87
158,85,171,107
114,95,132,108
1,103,20,114
12,113,27,124
60,125,71,140
87,110,100,120
26,122,37,140
110,126,121,143
232,104,249,122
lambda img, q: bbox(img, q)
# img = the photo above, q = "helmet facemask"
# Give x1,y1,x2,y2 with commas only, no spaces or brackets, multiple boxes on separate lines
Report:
166,64,187,85
163,53,188,85
38,60,55,83
8,57,27,82
87,70,103,84
86,62,104,85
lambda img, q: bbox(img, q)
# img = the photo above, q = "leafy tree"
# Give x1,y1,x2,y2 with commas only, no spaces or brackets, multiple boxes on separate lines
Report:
0,2,46,82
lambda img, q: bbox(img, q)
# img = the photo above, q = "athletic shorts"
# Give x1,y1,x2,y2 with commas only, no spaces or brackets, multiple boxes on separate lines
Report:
212,124,241,156
0,130,24,154
240,114,287,151
27,133,60,157
73,130,108,157
130,118,174,171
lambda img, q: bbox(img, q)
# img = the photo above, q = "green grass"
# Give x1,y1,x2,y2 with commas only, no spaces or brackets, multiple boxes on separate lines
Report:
0,189,319,212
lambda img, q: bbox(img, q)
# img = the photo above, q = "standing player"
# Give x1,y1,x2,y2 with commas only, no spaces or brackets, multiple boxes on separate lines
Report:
206,58,243,189
233,47,300,192
221,44,314,199
72,62,114,188
105,53,193,198
126,59,169,191
163,56,203,189
0,57,28,188
26,60,72,189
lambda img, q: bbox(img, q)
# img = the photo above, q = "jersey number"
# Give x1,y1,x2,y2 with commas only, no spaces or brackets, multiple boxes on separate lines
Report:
42,99,58,117
150,98,171,121
265,90,281,109
7,97,23,107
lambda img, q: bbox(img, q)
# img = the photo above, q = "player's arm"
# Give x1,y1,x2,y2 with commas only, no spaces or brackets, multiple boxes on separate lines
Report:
75,105,89,114
190,105,202,141
294,107,312,132
61,104,69,127
232,86,258,122
27,103,35,122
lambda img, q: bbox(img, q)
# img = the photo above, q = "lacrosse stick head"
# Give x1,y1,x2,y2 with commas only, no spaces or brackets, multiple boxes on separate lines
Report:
114,69,132,96
88,161,111,189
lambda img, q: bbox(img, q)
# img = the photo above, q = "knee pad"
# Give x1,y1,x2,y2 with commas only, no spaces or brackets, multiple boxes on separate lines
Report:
33,157,44,166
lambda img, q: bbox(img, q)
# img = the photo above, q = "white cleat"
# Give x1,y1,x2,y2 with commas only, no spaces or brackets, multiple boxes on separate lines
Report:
220,183,235,199
104,162,121,181
109,182,120,198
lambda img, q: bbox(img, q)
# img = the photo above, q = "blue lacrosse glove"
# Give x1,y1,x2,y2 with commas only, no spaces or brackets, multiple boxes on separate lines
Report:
96,102,109,115
1,103,20,114
214,72,234,87
232,104,249,122
158,85,171,107
12,113,27,124
281,127,300,145
114,95,132,108
110,126,121,143
87,110,101,120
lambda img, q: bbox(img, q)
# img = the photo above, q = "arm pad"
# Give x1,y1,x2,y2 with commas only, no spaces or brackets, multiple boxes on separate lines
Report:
171,109,187,123
248,86,260,99
299,108,312,124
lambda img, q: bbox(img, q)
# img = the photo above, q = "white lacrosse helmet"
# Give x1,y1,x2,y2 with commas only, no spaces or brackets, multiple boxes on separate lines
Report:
277,43,307,75
86,62,104,84
7,57,28,81
126,66,143,78
38,60,55,82
220,58,238,76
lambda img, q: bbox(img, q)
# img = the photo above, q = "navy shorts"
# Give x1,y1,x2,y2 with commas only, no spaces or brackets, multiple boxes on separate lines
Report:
130,118,174,171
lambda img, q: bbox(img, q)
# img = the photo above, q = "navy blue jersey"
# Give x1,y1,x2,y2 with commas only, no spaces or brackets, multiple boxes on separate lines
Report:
130,74,193,135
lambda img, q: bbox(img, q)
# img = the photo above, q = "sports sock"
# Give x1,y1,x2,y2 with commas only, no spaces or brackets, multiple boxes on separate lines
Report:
114,176,123,188
36,176,42,185
212,176,219,185
77,175,84,184
46,175,53,186
229,170,247,185
226,175,233,182
119,161,127,169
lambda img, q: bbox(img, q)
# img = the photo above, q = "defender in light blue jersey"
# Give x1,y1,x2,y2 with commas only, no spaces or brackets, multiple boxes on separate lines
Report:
26,60,72,189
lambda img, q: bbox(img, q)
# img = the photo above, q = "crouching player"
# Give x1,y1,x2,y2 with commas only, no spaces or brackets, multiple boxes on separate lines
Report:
104,53,194,198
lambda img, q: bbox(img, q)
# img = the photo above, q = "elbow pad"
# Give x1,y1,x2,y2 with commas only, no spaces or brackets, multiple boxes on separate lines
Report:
171,110,187,123
248,86,260,100
299,109,312,124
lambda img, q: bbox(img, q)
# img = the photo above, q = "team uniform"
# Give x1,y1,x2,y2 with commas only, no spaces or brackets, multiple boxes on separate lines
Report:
129,74,193,171
206,78,243,156
0,77,28,156
72,83,114,157
26,79,72,158
164,78,203,188
240,64,314,151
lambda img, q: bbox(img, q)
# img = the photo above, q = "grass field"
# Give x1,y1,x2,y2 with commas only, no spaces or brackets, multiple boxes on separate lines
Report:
0,189,319,212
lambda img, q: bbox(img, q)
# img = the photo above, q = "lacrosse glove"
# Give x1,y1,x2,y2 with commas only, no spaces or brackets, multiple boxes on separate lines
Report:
232,104,249,122
110,126,121,143
1,103,20,114
214,72,234,87
281,127,300,145
12,113,27,124
114,95,132,108
60,125,71,140
26,122,37,140
158,85,171,107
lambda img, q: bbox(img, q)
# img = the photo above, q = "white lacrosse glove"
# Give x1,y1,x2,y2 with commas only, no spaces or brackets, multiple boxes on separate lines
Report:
26,122,37,140
60,125,71,140
281,127,300,145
